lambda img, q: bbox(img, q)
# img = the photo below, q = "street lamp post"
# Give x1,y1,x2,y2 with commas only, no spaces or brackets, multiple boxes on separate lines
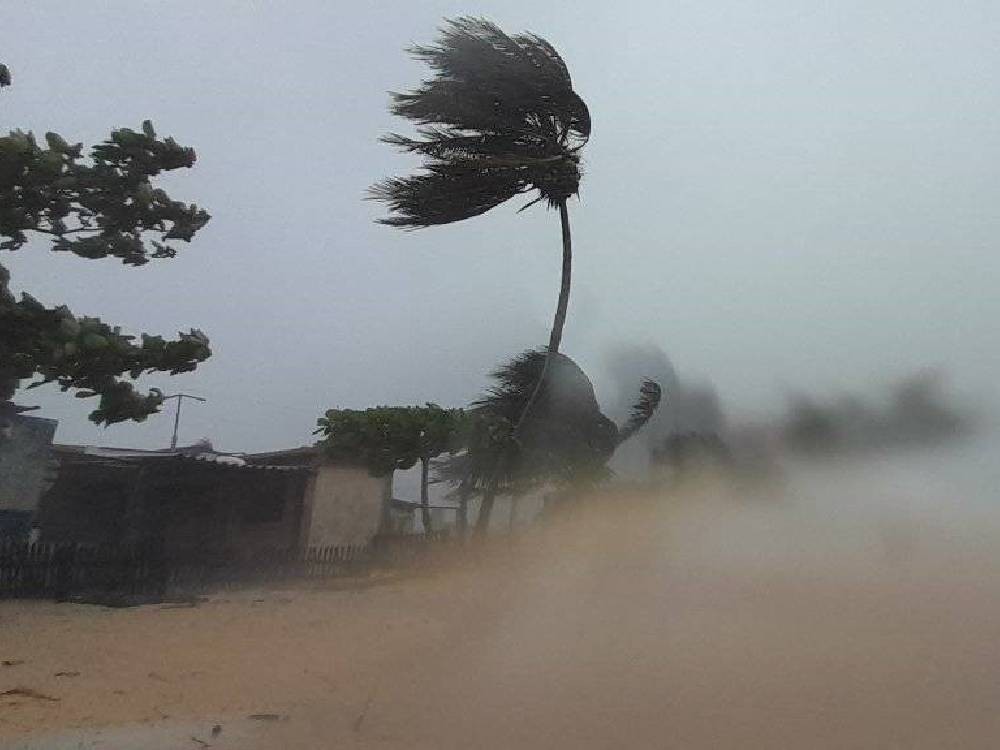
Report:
162,393,206,449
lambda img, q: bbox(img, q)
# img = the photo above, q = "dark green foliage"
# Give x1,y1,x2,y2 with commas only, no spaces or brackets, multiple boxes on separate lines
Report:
316,403,464,534
481,350,617,487
0,265,209,425
437,349,662,497
0,122,209,261
314,407,413,476
0,66,211,424
315,404,464,477
371,17,590,227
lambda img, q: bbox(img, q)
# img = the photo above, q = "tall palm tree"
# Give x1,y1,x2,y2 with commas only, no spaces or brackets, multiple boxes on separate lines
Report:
371,17,590,425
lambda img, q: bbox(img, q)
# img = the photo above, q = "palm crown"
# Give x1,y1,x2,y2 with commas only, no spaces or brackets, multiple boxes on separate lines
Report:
371,17,590,227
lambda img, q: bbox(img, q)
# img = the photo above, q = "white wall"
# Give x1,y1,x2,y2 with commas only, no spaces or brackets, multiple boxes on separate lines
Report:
303,464,390,548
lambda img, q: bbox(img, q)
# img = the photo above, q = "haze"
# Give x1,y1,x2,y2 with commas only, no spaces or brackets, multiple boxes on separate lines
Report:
3,0,998,451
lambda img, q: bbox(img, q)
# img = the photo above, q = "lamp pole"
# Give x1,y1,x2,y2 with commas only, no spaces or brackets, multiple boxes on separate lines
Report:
162,393,206,449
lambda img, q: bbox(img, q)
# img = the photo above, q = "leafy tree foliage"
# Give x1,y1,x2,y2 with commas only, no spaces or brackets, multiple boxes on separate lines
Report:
0,65,210,425
315,404,465,533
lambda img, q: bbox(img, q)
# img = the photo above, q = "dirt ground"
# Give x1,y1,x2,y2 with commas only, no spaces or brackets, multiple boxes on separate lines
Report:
2,464,999,749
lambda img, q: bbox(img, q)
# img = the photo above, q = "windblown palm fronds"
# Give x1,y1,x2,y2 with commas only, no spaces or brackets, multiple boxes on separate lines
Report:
617,379,664,446
436,349,633,496
370,17,590,227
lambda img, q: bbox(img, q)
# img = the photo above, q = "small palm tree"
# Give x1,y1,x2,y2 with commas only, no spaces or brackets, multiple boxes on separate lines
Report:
372,18,590,424
436,349,662,534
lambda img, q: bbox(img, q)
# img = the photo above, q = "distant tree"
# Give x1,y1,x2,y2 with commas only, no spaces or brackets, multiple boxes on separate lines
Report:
0,64,210,425
783,397,840,453
887,371,966,441
371,18,590,430
652,432,731,475
781,371,971,455
604,344,728,476
315,404,464,533
437,349,661,534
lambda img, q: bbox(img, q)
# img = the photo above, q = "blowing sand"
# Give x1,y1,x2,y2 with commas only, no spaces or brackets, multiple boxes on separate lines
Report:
2,458,999,749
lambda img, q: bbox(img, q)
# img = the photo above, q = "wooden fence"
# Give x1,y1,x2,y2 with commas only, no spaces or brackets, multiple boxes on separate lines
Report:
0,534,455,603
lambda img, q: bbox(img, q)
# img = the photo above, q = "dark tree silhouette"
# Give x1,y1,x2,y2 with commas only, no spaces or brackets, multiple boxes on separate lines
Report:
0,65,210,425
437,349,660,534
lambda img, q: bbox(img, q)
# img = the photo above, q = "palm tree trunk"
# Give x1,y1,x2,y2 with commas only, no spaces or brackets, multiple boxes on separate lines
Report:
420,456,432,534
457,491,469,537
549,198,573,353
475,490,496,537
515,199,572,431
508,494,521,533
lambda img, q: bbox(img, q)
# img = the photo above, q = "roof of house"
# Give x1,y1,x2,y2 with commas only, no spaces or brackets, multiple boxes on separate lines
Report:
244,446,319,466
52,444,309,473
243,446,373,471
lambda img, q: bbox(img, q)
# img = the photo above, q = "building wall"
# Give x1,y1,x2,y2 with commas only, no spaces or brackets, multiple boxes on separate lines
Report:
39,459,308,557
145,465,307,557
0,415,57,513
36,462,135,545
222,472,307,555
303,464,390,548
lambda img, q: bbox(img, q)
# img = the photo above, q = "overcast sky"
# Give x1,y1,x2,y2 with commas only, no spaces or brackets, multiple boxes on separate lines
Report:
4,0,998,452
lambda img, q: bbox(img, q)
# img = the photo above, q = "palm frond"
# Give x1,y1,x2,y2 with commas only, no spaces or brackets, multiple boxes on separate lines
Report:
435,349,619,494
616,379,663,446
369,163,527,227
373,17,589,228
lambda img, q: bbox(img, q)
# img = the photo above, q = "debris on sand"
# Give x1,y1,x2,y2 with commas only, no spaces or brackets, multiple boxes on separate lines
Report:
247,713,286,722
1,660,24,667
1,687,59,702
54,670,80,677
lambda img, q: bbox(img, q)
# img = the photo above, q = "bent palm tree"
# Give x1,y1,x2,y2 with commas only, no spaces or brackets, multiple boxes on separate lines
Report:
436,349,662,534
371,17,590,425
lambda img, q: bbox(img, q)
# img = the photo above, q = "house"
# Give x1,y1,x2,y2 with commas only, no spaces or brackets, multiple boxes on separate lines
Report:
0,413,57,540
38,444,310,558
245,447,393,548
37,443,394,556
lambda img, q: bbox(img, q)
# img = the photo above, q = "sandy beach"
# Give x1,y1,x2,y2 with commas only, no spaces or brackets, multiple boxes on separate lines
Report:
2,458,999,749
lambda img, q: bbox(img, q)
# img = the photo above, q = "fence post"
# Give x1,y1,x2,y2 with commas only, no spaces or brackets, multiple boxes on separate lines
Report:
52,544,74,601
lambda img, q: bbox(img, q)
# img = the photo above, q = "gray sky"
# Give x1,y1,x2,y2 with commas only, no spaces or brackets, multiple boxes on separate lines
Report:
4,0,999,452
